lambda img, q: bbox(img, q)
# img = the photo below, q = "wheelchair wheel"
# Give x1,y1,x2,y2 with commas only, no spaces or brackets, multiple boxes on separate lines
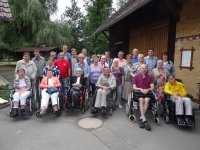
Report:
56,109,62,117
163,113,170,123
84,88,90,110
129,115,136,123
36,111,40,118
154,117,160,125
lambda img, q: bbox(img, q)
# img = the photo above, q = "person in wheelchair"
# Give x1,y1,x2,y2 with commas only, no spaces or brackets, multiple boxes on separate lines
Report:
164,75,194,126
69,68,86,108
11,68,32,117
39,69,61,115
133,64,154,131
93,67,116,115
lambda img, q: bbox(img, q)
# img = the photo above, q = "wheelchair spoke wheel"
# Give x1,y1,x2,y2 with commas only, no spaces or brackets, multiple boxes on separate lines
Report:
129,115,136,123
154,117,160,125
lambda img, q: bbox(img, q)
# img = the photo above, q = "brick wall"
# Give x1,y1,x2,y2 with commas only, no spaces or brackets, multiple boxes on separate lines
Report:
174,0,200,102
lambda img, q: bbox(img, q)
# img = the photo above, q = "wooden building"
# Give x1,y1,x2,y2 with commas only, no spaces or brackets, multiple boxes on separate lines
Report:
93,0,200,102
0,0,12,21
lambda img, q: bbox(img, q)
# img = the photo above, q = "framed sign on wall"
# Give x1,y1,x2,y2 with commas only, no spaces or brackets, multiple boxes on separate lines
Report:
179,47,195,70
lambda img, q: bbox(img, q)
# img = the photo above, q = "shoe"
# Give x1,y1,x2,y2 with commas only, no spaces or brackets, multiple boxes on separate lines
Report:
118,105,123,109
20,109,26,117
177,118,186,126
143,121,151,131
11,108,18,118
138,119,144,128
101,107,107,116
40,109,47,115
187,119,194,127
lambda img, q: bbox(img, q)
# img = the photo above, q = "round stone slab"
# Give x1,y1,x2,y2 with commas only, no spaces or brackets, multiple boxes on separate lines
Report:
78,118,103,129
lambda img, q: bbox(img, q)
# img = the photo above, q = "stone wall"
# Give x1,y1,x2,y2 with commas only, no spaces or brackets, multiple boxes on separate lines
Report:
174,0,200,101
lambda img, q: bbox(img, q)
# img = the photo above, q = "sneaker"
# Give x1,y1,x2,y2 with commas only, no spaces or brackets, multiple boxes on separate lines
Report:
10,108,18,118
40,109,47,115
177,118,186,126
20,109,26,117
138,119,144,128
143,121,151,131
118,105,123,109
187,119,194,127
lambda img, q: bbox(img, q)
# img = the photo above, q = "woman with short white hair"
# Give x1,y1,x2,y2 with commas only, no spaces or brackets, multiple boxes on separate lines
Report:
111,58,125,108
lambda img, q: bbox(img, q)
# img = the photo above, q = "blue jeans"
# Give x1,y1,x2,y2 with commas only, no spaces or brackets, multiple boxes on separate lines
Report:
59,78,68,96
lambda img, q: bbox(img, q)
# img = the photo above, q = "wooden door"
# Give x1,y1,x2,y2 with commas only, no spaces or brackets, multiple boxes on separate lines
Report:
129,19,169,58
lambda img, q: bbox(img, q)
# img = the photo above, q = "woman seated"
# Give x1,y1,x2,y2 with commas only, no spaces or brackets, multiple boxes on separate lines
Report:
11,68,31,117
40,69,61,115
69,68,86,107
93,67,116,113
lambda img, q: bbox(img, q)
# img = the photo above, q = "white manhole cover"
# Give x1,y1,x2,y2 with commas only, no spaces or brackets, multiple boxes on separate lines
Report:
78,118,103,129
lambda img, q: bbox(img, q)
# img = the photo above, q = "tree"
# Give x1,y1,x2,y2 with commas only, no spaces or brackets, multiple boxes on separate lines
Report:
62,0,85,51
116,0,129,11
83,0,113,54
0,0,73,57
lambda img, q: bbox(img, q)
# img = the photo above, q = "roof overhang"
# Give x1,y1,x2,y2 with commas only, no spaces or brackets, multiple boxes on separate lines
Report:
0,0,12,21
92,0,153,37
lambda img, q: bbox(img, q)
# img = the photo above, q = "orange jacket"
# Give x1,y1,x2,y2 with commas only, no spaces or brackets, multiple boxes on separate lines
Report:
40,77,61,88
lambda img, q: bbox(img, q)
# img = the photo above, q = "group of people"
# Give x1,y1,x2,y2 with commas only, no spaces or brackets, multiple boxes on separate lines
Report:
11,45,194,130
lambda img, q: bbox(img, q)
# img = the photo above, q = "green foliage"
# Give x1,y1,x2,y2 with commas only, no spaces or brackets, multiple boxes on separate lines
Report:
62,0,85,51
83,0,113,54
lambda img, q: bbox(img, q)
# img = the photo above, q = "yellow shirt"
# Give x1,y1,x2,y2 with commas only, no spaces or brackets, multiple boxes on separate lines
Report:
164,81,187,97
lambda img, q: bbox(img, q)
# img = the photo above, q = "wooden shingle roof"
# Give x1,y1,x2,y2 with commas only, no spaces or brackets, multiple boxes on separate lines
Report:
0,0,12,21
92,0,153,36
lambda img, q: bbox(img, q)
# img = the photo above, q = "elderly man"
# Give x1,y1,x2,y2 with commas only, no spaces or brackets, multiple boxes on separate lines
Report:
133,64,154,131
116,51,127,67
132,48,139,63
50,51,57,63
54,52,71,96
57,44,71,60
164,75,194,126
105,51,113,68
93,67,116,115
32,50,46,102
15,52,37,81
144,48,158,71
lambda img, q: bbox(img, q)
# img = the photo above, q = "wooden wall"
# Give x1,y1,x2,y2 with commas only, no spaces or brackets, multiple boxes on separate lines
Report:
129,19,169,58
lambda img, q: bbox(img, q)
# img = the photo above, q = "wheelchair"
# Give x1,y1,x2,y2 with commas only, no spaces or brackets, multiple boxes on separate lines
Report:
65,85,90,114
160,93,195,127
91,87,116,117
35,88,62,117
125,90,160,125
9,88,35,118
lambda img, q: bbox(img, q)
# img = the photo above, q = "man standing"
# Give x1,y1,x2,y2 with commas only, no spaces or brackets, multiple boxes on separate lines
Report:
50,51,57,63
131,48,138,63
133,64,154,131
71,48,78,77
54,52,71,95
82,48,92,66
116,51,127,68
105,51,113,68
57,44,71,60
144,48,158,71
32,50,46,101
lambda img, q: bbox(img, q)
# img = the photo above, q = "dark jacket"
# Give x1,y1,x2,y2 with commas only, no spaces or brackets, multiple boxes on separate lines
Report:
70,75,86,89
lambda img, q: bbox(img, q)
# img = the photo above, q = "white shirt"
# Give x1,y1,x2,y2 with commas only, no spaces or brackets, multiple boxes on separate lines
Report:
76,77,81,84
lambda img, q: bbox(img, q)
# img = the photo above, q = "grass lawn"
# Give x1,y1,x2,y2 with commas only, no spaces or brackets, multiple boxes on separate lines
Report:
0,85,10,100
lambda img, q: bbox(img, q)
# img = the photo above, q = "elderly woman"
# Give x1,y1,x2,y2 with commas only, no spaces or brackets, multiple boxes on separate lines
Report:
89,55,102,96
122,54,135,101
70,68,86,107
162,52,175,76
40,69,61,115
152,60,169,102
133,53,145,73
99,55,109,69
94,67,116,113
11,68,31,117
74,53,90,78
111,58,125,108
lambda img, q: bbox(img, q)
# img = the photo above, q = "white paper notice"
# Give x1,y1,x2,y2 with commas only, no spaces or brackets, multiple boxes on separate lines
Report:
181,50,191,67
